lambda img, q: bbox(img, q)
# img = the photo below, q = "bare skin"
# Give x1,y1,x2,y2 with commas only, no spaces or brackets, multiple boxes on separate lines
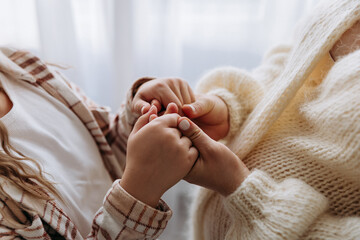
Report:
177,117,250,196
330,20,360,61
0,88,12,118
0,19,358,203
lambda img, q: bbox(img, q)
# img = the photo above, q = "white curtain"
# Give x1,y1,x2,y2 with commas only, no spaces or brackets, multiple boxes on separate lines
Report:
0,0,320,239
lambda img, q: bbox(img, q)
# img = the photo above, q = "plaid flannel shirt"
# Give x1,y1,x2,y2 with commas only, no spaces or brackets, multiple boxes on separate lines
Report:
0,48,172,240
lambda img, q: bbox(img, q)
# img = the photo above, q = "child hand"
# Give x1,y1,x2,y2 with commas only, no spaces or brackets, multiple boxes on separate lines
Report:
177,117,250,196
121,106,198,208
132,78,195,116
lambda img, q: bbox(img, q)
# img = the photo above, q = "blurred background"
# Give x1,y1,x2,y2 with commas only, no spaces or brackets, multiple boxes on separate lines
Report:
0,0,320,239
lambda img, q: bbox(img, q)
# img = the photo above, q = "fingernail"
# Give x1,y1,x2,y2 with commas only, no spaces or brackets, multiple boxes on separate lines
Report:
150,105,156,112
179,119,190,131
141,106,145,114
149,114,157,121
189,105,196,112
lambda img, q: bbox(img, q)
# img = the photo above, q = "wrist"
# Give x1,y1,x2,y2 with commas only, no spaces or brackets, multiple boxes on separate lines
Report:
329,20,360,61
220,160,250,197
208,88,242,141
212,94,229,128
120,173,162,208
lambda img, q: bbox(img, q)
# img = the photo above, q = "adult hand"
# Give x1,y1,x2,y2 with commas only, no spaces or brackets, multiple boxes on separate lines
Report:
132,78,195,116
121,106,198,207
182,94,229,141
177,117,249,196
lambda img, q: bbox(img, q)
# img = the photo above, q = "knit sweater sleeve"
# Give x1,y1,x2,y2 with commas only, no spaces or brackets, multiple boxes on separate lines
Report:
223,170,360,240
195,44,292,141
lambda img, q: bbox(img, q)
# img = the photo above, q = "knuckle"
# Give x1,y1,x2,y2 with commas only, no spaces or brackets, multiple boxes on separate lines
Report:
170,113,181,118
151,120,162,129
154,81,166,89
189,128,202,141
164,113,180,121
189,150,198,161
179,78,188,86
166,129,178,139
169,79,177,87
192,102,202,112
131,103,138,113
174,77,184,84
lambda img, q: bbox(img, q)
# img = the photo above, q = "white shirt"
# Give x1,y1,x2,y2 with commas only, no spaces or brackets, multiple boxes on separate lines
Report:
0,72,113,237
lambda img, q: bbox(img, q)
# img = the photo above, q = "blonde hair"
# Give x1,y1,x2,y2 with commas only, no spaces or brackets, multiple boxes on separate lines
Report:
0,121,61,202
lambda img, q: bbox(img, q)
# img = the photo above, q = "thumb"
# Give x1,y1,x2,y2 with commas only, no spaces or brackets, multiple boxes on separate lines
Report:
178,117,212,150
182,95,214,119
133,106,157,133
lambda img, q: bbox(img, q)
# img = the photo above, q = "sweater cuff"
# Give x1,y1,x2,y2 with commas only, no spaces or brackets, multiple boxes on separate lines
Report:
207,88,244,141
224,170,328,239
104,180,172,238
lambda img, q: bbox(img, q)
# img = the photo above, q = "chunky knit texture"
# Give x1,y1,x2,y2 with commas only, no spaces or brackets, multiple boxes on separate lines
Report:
190,0,360,239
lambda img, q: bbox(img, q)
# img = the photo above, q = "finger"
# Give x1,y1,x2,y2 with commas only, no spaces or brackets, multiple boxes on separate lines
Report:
141,104,151,114
172,127,182,139
180,136,192,149
180,82,192,104
168,80,184,105
184,147,199,180
154,113,180,128
151,99,162,113
159,90,182,111
164,102,179,115
132,106,157,133
149,114,158,122
182,96,214,119
177,117,213,150
188,85,196,103
189,146,199,161
133,98,151,115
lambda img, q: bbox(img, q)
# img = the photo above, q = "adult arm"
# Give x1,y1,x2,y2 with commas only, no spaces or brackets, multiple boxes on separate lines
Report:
178,117,360,240
224,170,360,240
183,44,292,141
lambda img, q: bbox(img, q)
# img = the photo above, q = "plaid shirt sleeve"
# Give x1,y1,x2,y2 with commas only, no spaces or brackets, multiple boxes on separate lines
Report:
0,47,171,240
57,71,154,174
87,180,172,239
0,179,172,240
49,72,172,239
0,74,171,239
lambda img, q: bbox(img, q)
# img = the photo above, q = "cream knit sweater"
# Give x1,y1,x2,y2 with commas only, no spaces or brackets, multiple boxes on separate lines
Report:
190,0,360,239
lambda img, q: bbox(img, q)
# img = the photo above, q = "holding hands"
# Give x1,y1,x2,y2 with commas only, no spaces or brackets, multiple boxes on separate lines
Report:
177,117,249,196
132,78,195,116
132,78,230,140
121,104,198,207
124,77,249,208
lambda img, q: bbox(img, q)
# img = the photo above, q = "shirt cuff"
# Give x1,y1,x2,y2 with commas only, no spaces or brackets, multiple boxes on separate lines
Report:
103,180,172,238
